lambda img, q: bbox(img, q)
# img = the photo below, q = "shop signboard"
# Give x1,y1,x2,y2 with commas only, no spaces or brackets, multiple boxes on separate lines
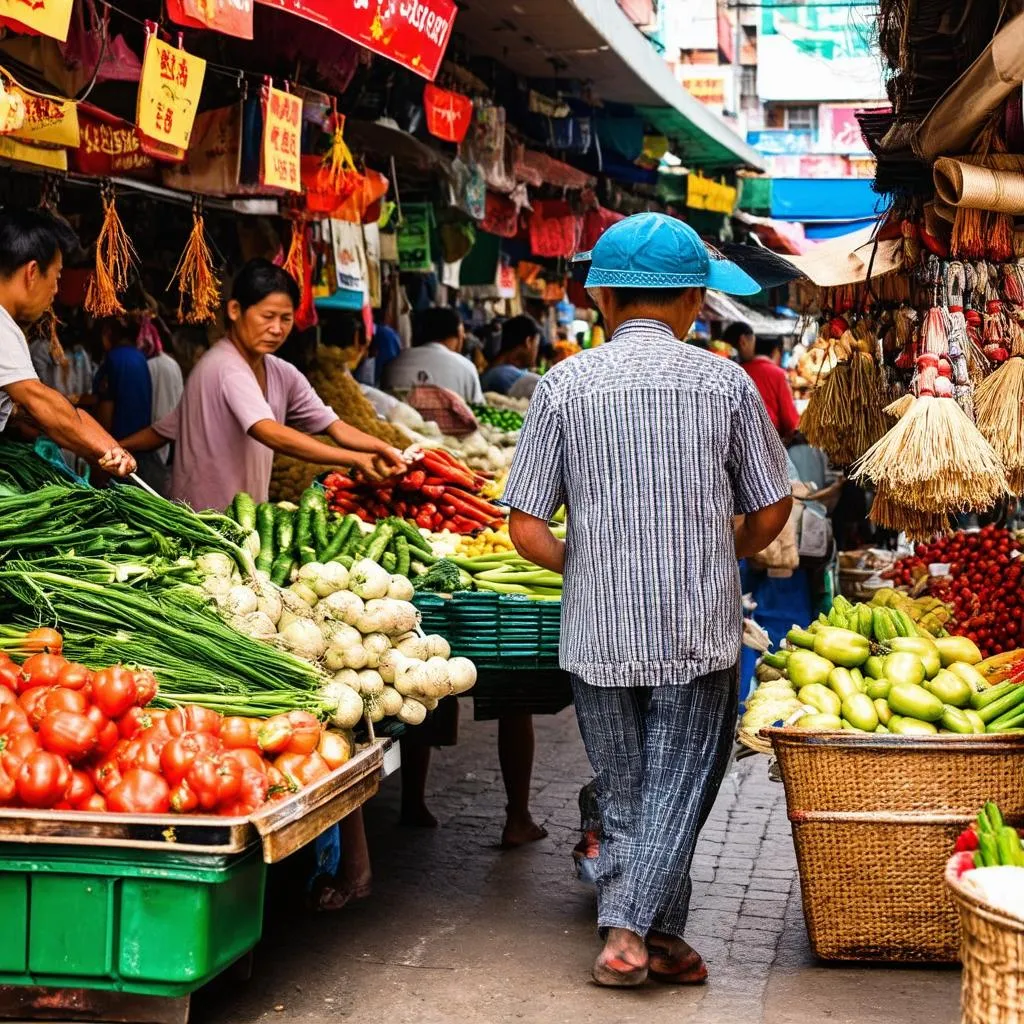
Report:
2,75,79,148
73,107,157,178
747,130,813,156
167,0,254,39
260,85,302,192
255,0,457,81
136,36,207,152
0,0,72,41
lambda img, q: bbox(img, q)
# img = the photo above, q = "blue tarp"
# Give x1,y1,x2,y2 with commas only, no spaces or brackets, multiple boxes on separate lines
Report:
770,178,881,222
804,218,880,240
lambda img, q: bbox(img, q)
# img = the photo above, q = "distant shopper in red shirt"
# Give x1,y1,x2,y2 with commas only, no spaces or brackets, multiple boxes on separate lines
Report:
725,321,800,440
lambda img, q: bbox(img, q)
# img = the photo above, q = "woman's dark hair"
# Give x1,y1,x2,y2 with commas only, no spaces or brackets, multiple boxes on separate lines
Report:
413,306,462,347
230,258,300,311
499,314,541,355
722,321,753,347
0,209,78,279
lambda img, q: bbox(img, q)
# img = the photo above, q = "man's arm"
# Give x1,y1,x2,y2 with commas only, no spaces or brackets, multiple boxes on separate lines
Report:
509,509,565,574
5,379,135,475
249,419,394,482
735,495,793,560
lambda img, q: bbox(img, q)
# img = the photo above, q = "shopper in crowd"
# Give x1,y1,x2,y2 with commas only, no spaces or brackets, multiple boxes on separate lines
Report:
382,306,484,404
727,321,800,441
0,209,135,477
137,316,183,495
503,213,791,987
94,316,153,443
120,258,405,512
480,314,542,399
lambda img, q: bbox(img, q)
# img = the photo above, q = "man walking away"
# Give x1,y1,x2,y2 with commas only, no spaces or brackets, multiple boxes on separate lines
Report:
502,213,792,988
727,321,800,441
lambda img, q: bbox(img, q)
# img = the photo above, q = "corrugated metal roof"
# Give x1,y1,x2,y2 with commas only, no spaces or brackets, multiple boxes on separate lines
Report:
703,291,799,338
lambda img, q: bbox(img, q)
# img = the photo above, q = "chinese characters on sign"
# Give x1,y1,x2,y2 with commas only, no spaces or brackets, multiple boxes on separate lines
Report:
260,86,302,192
136,36,206,152
3,77,80,148
0,0,73,42
255,0,457,81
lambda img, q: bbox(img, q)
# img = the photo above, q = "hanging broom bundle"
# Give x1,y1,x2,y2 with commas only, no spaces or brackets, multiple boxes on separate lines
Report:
973,356,1024,494
169,202,220,325
870,481,953,541
84,186,137,317
852,394,1008,515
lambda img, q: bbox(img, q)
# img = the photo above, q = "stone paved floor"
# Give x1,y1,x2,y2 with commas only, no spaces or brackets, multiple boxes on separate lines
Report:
195,708,961,1024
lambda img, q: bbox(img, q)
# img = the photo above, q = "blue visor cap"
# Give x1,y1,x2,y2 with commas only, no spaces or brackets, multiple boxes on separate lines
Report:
578,212,760,296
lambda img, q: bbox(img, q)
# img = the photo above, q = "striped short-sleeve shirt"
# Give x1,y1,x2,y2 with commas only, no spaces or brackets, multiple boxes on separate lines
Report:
501,318,791,687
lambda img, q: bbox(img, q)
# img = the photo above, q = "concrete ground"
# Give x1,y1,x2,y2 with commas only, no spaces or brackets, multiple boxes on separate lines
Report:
195,708,961,1024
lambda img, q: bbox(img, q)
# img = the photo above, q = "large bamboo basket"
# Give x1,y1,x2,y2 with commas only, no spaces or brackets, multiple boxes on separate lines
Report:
946,856,1024,1024
764,729,1024,962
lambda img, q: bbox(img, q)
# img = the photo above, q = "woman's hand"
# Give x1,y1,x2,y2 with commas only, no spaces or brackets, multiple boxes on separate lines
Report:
349,452,389,483
374,442,408,475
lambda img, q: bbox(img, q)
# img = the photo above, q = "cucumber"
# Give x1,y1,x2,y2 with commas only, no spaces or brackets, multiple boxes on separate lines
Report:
312,506,330,556
388,516,432,554
295,503,313,554
298,545,318,566
394,534,411,577
321,516,357,563
381,551,397,572
274,507,295,557
270,552,295,586
234,492,257,533
366,523,396,563
255,503,276,573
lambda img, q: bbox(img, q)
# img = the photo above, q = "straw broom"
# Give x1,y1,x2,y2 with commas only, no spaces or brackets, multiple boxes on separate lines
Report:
852,395,1008,514
870,481,953,541
84,188,137,317
974,356,1024,494
169,205,220,325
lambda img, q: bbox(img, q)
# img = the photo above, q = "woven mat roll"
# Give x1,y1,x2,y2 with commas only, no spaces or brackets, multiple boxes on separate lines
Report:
934,156,1024,213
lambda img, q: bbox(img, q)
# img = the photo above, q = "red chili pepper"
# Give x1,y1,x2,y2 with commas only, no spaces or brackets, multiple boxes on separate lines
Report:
953,825,979,853
415,513,434,530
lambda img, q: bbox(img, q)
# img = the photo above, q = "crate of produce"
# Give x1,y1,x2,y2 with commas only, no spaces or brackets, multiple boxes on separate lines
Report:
0,844,265,996
764,729,1024,962
414,592,560,669
945,853,1024,1024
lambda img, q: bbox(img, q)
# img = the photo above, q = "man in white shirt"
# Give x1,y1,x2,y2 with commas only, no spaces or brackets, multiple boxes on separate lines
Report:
382,306,484,404
0,209,135,476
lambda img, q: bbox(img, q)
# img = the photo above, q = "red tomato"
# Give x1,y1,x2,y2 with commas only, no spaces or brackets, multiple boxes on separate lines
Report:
238,767,270,810
284,711,321,756
296,751,331,786
107,769,170,814
229,747,269,775
118,707,158,741
165,705,222,736
219,717,260,750
21,628,63,655
169,780,199,814
0,662,20,693
56,662,92,691
38,711,98,762
78,793,107,812
0,760,15,804
66,769,95,809
0,685,16,708
16,750,71,808
91,667,138,720
187,753,243,811
20,653,67,690
257,715,293,754
1,730,38,777
120,736,163,775
18,686,50,721
92,747,125,795
132,669,158,707
40,687,88,719
160,731,221,786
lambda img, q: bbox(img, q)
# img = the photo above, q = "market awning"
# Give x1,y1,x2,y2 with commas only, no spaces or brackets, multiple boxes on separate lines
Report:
775,224,903,287
452,0,764,173
702,291,799,338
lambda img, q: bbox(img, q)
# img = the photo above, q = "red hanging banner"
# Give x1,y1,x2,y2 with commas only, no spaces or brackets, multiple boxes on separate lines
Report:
255,0,457,81
167,0,254,40
423,83,472,143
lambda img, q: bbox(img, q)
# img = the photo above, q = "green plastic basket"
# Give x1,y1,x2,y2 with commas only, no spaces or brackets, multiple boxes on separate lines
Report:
0,844,265,996
414,592,561,669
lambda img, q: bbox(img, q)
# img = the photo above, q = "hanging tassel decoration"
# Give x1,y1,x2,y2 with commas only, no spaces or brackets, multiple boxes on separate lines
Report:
169,202,221,324
84,185,138,317
975,356,1024,494
321,111,361,206
281,219,316,331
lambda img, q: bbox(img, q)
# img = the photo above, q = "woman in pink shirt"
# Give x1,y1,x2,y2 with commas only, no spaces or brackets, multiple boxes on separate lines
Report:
121,260,404,511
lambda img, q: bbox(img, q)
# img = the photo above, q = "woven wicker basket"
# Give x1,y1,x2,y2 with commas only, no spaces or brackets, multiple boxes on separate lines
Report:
764,729,1024,962
945,857,1024,1024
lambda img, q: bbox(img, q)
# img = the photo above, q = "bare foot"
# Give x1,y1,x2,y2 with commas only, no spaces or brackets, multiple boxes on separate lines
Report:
646,933,708,984
400,805,438,828
592,927,648,987
500,816,548,849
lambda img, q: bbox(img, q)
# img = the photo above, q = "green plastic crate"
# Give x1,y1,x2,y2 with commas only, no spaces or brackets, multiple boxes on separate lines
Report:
414,592,561,669
0,844,265,996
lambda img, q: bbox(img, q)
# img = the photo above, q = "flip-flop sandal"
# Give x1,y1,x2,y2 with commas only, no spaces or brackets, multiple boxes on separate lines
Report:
647,950,708,985
592,955,649,988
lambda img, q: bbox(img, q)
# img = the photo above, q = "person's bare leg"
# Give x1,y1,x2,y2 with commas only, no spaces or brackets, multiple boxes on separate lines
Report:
399,739,437,827
498,713,547,847
339,808,372,899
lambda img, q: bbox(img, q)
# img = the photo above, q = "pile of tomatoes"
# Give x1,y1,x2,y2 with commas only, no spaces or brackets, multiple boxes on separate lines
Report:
890,525,1024,657
0,629,347,816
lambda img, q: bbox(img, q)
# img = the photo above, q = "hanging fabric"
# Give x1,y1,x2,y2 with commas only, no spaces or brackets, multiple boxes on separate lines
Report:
161,104,242,195
528,200,582,259
424,84,473,144
481,191,519,238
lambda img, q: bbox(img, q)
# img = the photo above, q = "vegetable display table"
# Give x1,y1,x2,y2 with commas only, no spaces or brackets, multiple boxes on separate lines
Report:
765,728,1024,963
0,742,386,1023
